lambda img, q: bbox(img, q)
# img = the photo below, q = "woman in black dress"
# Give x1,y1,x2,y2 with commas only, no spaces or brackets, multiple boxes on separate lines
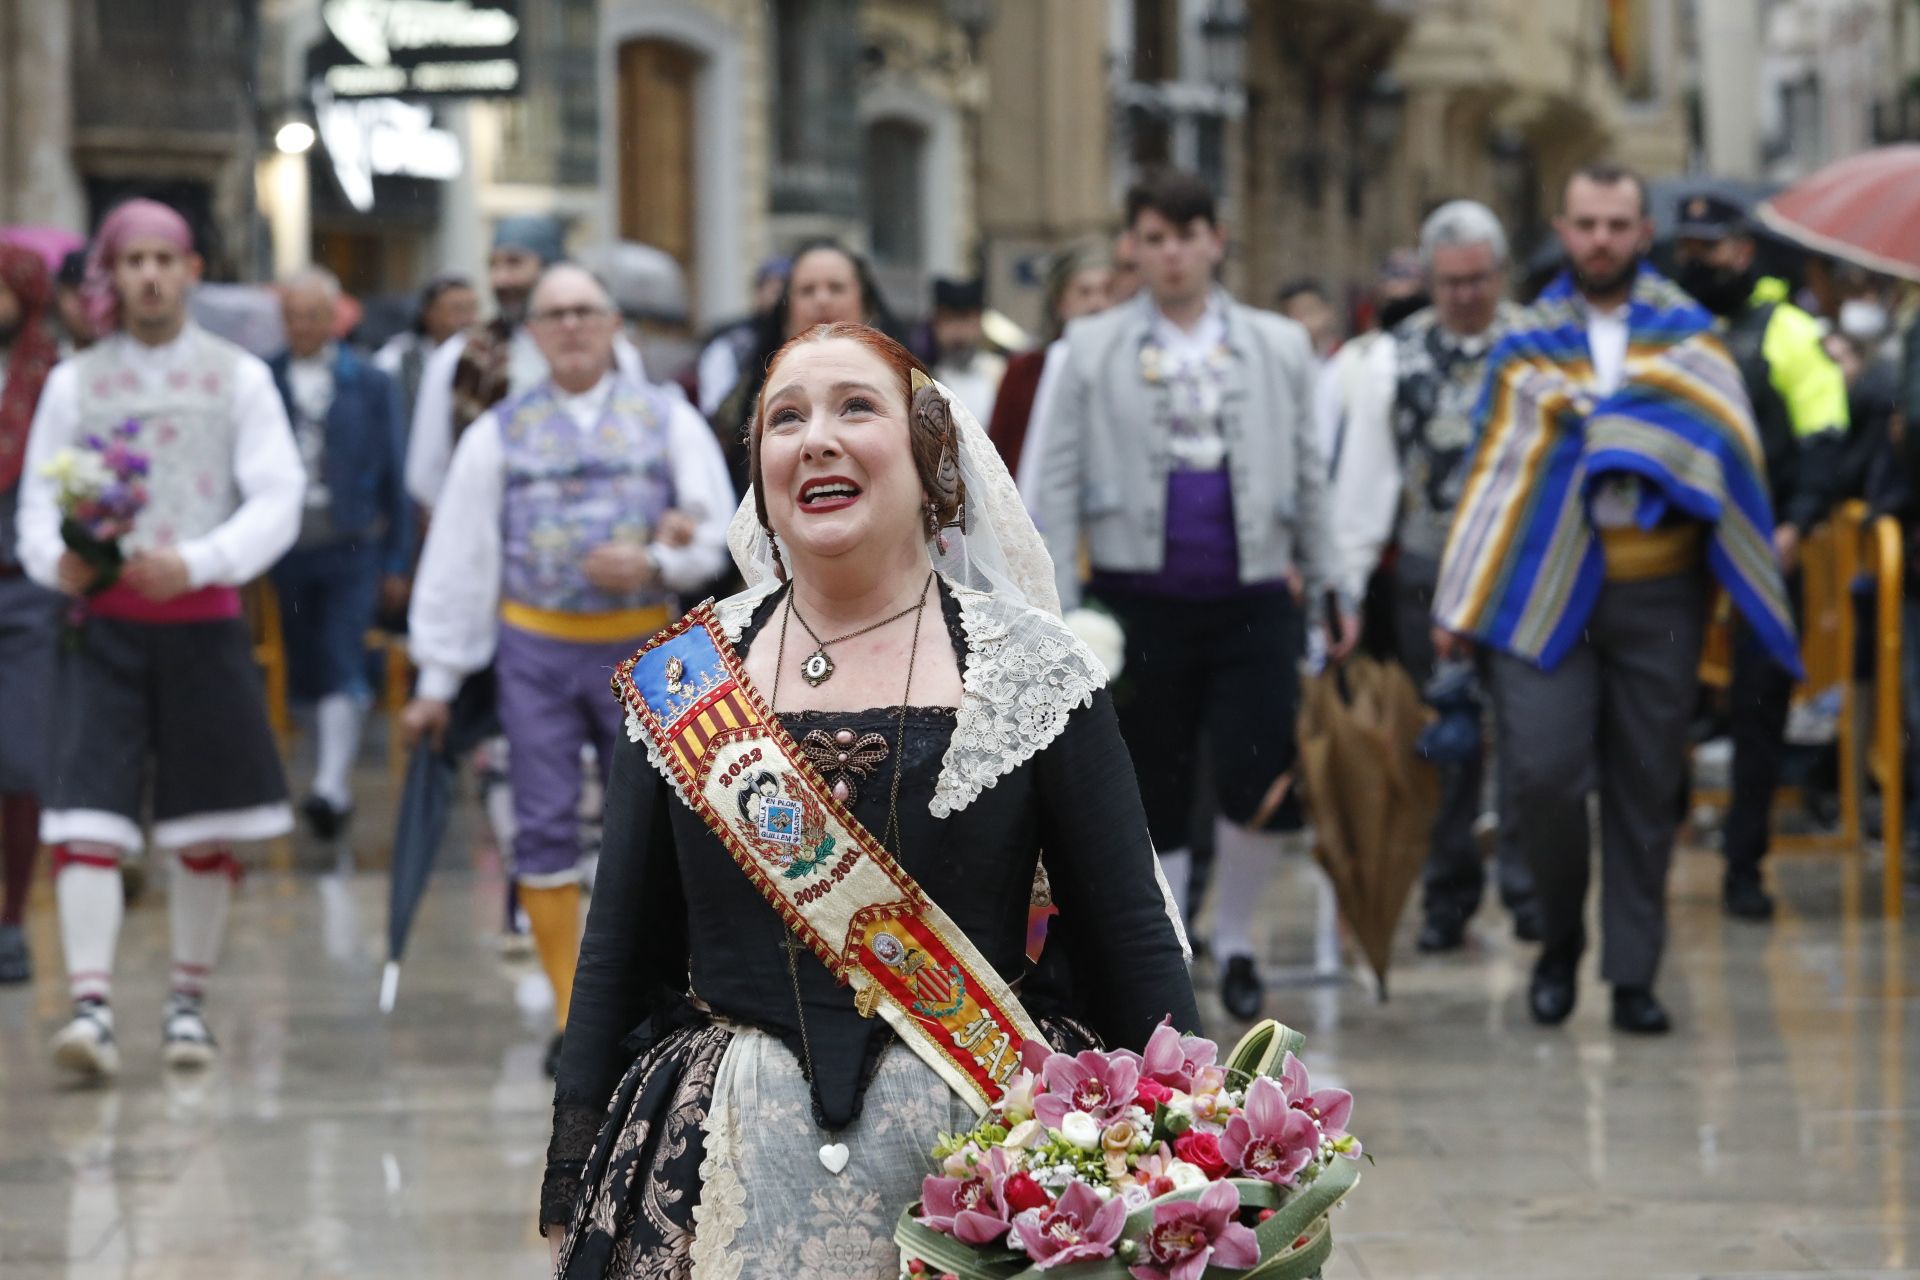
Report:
543,321,1197,1278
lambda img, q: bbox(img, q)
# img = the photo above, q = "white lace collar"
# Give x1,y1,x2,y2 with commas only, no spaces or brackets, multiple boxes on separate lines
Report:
656,576,1105,816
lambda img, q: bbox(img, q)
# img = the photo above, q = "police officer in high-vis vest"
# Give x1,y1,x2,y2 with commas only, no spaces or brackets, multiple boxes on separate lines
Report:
1672,192,1847,922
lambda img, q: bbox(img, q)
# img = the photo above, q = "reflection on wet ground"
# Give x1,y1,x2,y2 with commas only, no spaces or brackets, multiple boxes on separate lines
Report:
1,766,1914,1278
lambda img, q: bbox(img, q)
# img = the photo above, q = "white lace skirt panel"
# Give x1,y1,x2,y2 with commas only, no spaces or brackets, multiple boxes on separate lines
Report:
689,1028,977,1280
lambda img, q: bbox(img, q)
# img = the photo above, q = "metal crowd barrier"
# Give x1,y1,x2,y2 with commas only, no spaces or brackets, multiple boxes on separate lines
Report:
1697,500,1904,920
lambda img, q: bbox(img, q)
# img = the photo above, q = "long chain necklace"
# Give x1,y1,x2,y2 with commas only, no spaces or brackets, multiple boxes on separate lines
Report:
786,572,933,686
771,573,931,1174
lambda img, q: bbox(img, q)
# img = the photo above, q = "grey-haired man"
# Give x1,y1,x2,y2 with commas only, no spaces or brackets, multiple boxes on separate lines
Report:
1330,199,1538,952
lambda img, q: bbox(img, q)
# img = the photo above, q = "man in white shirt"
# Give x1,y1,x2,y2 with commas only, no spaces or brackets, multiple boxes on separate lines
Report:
404,217,644,510
1330,202,1537,953
403,265,731,1073
17,199,304,1081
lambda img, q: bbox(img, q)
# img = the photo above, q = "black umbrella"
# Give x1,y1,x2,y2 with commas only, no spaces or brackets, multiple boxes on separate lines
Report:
380,668,499,1012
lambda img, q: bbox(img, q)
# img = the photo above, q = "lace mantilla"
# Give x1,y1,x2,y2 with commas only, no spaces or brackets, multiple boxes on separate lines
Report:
934,581,1105,817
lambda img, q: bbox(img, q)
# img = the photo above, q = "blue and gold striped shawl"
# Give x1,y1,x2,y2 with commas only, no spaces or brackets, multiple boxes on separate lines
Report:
1433,268,1801,675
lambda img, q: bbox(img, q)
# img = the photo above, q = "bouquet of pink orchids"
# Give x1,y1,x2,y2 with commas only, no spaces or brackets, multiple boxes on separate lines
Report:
895,1020,1362,1280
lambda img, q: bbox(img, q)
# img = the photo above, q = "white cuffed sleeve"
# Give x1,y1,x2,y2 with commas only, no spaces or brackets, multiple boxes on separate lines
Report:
405,331,468,509
651,397,734,593
407,411,504,701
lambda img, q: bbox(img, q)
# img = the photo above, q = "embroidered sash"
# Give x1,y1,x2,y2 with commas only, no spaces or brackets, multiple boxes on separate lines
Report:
615,602,1045,1115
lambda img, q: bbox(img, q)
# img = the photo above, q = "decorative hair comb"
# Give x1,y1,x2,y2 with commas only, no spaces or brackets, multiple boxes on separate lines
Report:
910,368,933,393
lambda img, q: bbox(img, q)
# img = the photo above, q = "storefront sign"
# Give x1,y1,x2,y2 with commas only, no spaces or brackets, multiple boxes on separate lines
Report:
309,0,521,99
317,92,463,211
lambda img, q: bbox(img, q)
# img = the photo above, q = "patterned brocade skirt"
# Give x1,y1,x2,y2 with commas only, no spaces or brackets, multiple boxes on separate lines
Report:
556,1020,976,1280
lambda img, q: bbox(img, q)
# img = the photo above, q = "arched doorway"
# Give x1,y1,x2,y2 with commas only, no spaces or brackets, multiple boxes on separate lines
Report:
617,38,702,315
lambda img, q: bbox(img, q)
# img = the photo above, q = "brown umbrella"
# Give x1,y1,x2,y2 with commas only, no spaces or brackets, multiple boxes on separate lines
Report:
1295,657,1438,997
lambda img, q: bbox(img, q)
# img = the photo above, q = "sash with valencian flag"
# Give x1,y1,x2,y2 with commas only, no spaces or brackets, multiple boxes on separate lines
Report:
614,601,1045,1115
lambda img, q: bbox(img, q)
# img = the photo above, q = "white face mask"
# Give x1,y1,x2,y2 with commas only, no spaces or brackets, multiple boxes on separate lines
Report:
1839,298,1888,342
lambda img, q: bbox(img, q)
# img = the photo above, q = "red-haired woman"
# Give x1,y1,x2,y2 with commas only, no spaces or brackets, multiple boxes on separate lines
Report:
542,322,1197,1276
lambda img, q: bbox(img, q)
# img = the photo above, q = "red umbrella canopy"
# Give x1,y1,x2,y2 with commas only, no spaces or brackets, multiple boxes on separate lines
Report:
1757,144,1920,282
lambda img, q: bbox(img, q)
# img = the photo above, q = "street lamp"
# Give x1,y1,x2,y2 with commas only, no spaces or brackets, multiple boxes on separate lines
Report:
1359,72,1405,154
274,120,316,155
1199,0,1249,93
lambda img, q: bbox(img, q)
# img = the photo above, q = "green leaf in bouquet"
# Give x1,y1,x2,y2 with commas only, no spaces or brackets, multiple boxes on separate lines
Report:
1150,1100,1190,1145
894,1208,1029,1279
1223,1019,1305,1089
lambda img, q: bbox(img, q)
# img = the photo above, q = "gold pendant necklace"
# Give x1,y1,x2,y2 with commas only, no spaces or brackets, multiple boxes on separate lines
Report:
787,575,932,686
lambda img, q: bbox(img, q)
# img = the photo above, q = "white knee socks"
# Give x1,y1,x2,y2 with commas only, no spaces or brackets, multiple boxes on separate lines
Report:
313,693,367,810
56,844,124,1004
169,847,239,999
1208,817,1288,964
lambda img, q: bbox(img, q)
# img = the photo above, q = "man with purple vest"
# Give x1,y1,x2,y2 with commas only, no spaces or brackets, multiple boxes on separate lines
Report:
1032,171,1355,1021
403,264,731,1072
17,199,304,1081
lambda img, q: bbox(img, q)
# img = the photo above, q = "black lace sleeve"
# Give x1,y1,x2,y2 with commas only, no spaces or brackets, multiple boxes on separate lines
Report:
1033,688,1202,1045
539,1101,606,1233
542,732,688,1230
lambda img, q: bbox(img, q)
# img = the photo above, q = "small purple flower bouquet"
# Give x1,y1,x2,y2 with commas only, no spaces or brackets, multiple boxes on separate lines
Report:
895,1020,1362,1280
44,418,149,594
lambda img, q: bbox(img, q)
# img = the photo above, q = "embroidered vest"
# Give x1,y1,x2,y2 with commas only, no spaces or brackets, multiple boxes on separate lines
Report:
499,376,676,614
71,326,242,556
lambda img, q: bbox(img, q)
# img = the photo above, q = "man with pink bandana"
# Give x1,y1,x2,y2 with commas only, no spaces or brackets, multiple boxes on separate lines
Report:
15,198,304,1082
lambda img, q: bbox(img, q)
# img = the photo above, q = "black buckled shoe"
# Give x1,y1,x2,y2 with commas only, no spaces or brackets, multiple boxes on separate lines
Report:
302,794,352,841
1723,874,1775,922
1219,956,1265,1021
1611,986,1671,1035
1528,952,1578,1026
1510,902,1544,944
0,923,30,984
1416,913,1467,953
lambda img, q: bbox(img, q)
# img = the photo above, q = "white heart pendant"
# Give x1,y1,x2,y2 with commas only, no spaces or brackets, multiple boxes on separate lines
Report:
818,1142,850,1175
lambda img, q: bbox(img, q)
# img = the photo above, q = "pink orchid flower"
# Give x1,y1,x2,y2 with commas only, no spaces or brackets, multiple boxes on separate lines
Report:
1279,1052,1360,1156
1220,1076,1321,1185
918,1147,1016,1245
1132,1018,1219,1092
1034,1049,1141,1128
1011,1181,1127,1269
1128,1180,1259,1280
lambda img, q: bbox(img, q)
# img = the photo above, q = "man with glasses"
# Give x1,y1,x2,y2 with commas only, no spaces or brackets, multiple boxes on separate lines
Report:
1332,200,1538,953
403,265,732,1073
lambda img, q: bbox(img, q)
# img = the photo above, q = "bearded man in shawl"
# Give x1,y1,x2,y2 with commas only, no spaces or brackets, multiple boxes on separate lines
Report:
17,199,304,1080
1433,165,1798,1036
0,242,65,984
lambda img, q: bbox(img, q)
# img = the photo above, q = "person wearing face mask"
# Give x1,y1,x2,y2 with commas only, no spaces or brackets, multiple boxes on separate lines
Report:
1672,193,1847,923
403,265,732,1076
1434,166,1798,1035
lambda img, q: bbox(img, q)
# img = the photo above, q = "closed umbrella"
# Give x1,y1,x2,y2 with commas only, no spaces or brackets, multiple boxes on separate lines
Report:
380,668,499,1012
1294,657,1437,997
1756,145,1920,282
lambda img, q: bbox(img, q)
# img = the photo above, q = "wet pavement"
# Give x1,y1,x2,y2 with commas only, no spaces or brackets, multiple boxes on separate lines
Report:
1,738,1915,1279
